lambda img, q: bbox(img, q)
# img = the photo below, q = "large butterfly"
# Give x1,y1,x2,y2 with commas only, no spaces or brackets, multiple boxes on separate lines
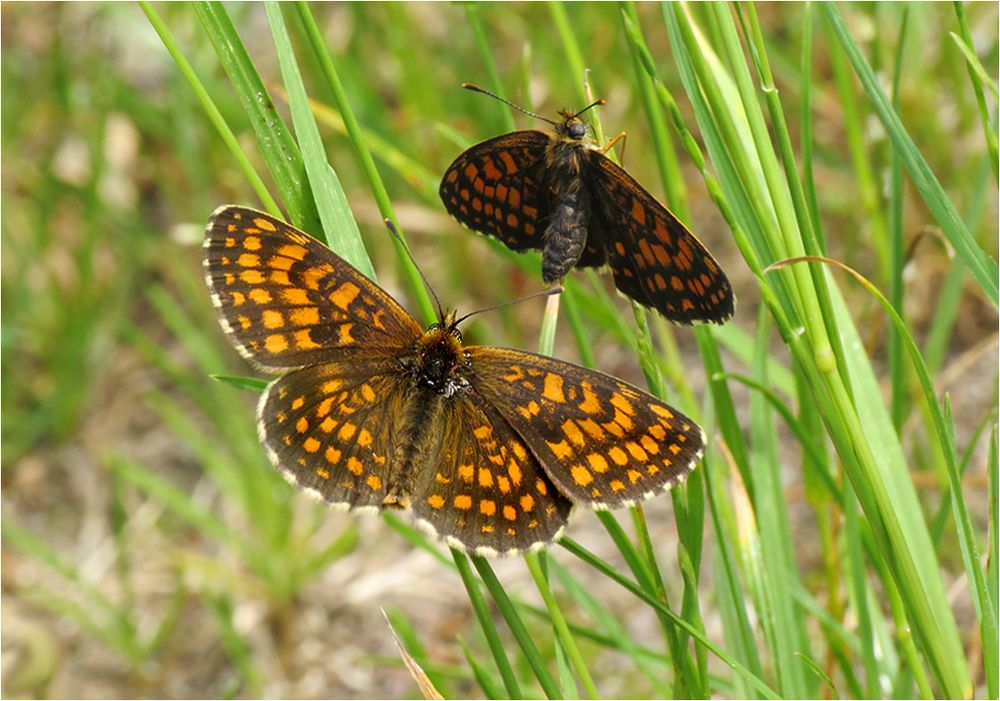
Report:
204,205,704,556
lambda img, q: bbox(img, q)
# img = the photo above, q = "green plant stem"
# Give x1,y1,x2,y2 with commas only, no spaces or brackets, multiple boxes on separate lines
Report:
953,2,1000,182
525,553,598,698
451,550,522,699
822,4,999,308
472,556,562,699
293,2,436,323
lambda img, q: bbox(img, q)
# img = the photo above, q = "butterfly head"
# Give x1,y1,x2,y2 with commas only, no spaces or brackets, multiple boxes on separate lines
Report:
555,112,589,141
415,311,467,395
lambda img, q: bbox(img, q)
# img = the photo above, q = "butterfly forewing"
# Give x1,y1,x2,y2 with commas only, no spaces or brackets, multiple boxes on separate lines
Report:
468,347,704,509
408,394,572,556
439,131,551,252
588,156,734,324
204,205,422,370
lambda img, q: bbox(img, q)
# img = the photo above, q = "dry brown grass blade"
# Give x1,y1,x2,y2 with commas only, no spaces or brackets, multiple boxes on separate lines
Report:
381,609,445,700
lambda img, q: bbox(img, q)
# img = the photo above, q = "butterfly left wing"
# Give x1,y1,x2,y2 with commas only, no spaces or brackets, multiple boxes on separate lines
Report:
204,205,423,371
586,154,734,324
439,131,551,253
257,358,407,513
466,347,704,509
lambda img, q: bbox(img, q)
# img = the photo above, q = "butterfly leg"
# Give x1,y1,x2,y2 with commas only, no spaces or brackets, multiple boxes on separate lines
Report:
599,131,628,167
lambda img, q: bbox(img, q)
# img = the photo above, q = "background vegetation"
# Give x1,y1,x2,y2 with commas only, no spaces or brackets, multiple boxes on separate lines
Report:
2,2,997,698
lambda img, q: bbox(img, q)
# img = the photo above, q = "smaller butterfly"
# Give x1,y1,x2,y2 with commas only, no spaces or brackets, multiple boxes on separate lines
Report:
204,205,704,556
440,84,734,325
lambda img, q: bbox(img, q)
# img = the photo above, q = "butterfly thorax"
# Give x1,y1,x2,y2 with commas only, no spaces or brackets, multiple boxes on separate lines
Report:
406,316,470,397
540,112,594,283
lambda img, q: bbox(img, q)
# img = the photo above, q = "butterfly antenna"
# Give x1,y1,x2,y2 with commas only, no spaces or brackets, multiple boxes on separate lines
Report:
453,286,563,327
572,97,607,120
462,83,559,127
383,219,446,323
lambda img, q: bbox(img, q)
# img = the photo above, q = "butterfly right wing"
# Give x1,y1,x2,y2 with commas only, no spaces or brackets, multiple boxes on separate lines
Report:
439,131,551,253
586,155,734,324
204,205,423,371
466,346,704,509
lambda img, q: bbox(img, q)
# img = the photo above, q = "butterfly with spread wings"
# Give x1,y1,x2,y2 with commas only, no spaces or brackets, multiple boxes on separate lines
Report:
204,205,704,556
439,85,734,325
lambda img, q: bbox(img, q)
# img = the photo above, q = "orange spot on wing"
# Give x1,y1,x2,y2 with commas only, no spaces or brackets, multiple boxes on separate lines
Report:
290,307,320,326
262,310,284,329
542,373,565,402
265,334,288,354
571,465,594,486
330,282,360,310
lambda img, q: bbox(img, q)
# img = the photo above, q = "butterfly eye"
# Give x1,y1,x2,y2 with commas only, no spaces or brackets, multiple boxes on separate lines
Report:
568,121,587,139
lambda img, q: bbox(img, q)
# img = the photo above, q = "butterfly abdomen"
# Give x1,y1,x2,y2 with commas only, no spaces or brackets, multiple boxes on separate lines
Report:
541,136,592,283
541,187,590,283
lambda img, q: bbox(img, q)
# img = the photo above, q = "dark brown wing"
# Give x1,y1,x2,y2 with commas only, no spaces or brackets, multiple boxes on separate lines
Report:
467,346,704,509
439,131,551,252
586,154,734,324
408,391,572,556
204,205,423,370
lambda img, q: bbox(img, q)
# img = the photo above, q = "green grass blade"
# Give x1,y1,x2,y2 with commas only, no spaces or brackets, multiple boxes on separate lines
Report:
560,537,780,700
989,425,1000,699
525,552,598,698
822,4,999,308
264,1,374,278
951,1,1000,181
472,555,562,699
452,550,523,699
193,1,317,227
292,2,436,324
140,1,280,215
747,308,812,697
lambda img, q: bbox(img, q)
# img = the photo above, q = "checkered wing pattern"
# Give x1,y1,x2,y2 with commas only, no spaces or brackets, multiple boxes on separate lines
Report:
409,394,572,556
587,155,734,324
258,359,404,512
439,131,551,253
204,205,423,370
468,347,704,509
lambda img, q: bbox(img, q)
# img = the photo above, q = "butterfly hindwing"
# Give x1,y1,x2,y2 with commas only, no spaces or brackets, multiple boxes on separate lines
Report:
408,392,572,556
467,347,704,509
258,359,405,512
587,155,734,324
204,205,423,370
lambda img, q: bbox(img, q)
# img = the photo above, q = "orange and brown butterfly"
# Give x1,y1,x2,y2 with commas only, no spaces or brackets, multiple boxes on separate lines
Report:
439,84,734,325
204,205,705,556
